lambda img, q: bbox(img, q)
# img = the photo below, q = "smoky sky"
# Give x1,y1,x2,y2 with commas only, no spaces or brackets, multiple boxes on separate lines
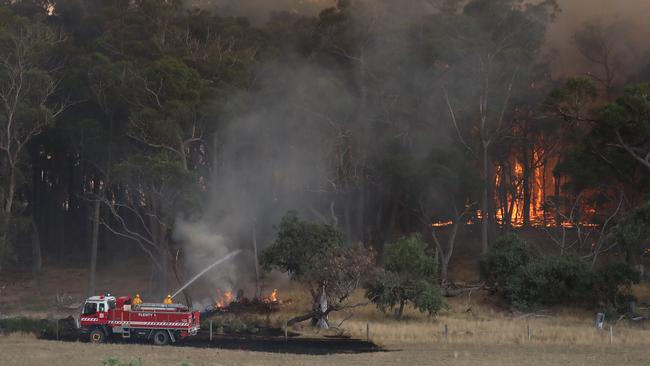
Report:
547,0,650,78
190,0,650,78
174,0,650,304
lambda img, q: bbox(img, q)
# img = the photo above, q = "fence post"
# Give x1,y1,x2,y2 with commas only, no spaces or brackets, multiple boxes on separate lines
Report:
56,319,59,340
609,325,613,344
284,321,288,341
527,323,531,341
444,324,448,342
209,320,213,342
366,322,370,342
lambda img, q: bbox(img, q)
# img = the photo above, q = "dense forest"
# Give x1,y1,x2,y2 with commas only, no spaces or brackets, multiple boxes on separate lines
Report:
1,0,650,300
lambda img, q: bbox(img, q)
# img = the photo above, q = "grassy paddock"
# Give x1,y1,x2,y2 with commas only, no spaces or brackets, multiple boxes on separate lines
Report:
1,332,649,366
271,287,650,347
3,286,650,365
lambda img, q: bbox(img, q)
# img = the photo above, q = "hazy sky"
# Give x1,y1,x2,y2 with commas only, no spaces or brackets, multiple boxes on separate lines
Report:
547,0,650,77
200,0,650,77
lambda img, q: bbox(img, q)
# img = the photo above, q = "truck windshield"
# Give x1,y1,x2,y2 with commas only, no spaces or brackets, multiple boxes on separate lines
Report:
83,302,97,315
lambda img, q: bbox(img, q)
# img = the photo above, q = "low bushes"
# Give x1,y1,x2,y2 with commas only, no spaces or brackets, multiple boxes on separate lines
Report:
0,317,50,334
481,234,640,310
0,316,78,340
365,234,446,319
479,233,537,290
503,255,595,309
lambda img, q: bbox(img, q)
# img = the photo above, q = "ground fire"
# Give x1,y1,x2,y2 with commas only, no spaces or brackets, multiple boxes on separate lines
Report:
210,289,283,315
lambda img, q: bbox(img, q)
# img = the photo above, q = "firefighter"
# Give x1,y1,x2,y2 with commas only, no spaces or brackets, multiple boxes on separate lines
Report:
132,294,143,305
163,294,173,304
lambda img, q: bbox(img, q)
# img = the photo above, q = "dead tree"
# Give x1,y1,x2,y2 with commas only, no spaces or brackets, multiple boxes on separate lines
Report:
431,205,473,287
286,246,375,329
545,191,624,267
574,21,626,101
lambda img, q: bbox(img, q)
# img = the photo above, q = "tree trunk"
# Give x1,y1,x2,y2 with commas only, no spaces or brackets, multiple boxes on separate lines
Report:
31,218,43,293
3,165,15,218
481,144,490,254
395,299,405,320
522,147,531,227
159,235,169,297
440,257,449,286
88,197,101,296
315,285,329,329
554,173,561,228
1,165,16,266
252,220,261,299
88,142,111,296
356,181,366,243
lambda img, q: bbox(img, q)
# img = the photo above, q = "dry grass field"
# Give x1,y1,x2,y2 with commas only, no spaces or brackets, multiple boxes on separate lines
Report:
3,263,650,365
1,332,649,366
4,289,650,365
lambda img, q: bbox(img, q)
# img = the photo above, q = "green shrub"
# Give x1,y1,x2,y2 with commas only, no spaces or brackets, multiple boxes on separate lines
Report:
480,234,536,289
504,255,594,310
365,234,445,319
502,256,640,310
0,317,50,335
594,262,640,305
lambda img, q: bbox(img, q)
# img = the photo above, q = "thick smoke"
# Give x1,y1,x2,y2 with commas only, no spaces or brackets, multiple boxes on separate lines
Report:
173,60,355,299
173,0,650,302
173,1,443,299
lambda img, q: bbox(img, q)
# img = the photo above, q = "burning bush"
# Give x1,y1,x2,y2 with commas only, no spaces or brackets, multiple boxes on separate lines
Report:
210,288,283,314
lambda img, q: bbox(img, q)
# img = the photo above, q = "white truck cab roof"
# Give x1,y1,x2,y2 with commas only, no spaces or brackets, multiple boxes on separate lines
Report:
86,295,116,302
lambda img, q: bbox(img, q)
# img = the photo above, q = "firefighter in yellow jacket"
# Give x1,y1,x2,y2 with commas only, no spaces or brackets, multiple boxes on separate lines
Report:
132,294,143,305
163,294,173,304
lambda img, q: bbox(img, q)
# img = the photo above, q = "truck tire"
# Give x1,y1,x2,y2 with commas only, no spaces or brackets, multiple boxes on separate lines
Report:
152,330,170,346
89,328,106,343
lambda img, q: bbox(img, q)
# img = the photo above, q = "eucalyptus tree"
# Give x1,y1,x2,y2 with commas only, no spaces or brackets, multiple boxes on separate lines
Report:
422,0,559,252
0,7,66,266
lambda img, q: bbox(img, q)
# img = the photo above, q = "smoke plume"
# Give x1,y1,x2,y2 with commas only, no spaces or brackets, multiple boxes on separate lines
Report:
174,0,650,302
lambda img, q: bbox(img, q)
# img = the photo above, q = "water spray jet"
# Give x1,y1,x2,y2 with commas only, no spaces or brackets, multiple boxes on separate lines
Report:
171,249,242,299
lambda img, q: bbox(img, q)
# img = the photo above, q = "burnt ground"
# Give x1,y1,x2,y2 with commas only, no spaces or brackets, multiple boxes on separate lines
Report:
43,334,384,355
34,323,384,355
179,334,384,355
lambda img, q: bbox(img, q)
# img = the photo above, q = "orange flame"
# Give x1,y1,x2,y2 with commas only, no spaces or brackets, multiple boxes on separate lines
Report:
215,289,234,309
262,289,280,304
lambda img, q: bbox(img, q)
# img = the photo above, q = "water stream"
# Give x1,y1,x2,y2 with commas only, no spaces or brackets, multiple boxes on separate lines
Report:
171,249,242,299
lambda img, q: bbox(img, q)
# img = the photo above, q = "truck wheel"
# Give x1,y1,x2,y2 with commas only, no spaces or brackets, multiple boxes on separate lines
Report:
89,328,106,344
152,330,170,346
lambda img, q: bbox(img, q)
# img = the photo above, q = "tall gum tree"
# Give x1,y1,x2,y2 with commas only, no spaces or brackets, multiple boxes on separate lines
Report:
423,0,559,252
0,13,65,267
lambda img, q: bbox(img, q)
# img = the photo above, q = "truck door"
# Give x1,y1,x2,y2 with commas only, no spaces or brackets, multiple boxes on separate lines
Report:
97,301,108,325
81,301,99,323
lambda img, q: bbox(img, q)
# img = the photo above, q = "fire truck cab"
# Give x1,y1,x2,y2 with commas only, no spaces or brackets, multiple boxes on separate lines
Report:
80,294,200,345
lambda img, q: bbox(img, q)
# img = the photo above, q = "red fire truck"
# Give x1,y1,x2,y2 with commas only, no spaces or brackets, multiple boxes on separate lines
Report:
79,295,200,345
